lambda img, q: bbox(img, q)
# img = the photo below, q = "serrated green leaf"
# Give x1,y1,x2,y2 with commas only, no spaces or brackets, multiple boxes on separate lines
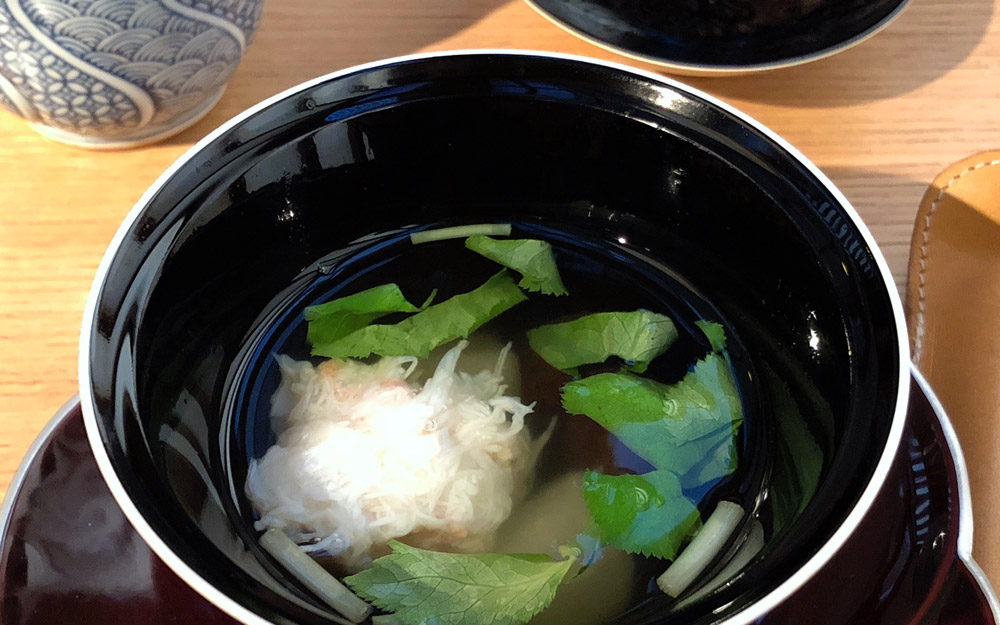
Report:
581,470,701,560
466,235,568,296
562,352,742,482
527,311,678,375
680,429,739,491
344,541,575,625
304,283,427,347
312,271,527,359
763,365,824,536
695,320,727,352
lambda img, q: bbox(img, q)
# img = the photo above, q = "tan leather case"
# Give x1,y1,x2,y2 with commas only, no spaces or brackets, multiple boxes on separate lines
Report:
906,150,1000,587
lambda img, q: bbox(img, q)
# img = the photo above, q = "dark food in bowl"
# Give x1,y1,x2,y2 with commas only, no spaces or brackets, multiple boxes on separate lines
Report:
82,52,906,625
611,0,828,34
529,0,908,69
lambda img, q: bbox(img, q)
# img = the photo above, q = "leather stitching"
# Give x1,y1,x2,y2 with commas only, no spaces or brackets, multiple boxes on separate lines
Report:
913,158,1000,365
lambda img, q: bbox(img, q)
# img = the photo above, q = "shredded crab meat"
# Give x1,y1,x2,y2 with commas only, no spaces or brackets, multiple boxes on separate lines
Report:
245,340,546,573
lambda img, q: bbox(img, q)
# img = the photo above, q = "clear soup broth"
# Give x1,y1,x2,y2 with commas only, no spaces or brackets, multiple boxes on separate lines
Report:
222,219,825,625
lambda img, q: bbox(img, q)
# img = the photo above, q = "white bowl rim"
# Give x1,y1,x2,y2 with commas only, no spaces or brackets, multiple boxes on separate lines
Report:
78,48,911,625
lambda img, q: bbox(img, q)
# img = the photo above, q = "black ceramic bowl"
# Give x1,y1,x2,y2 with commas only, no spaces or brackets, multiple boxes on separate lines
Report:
80,51,908,625
525,0,910,74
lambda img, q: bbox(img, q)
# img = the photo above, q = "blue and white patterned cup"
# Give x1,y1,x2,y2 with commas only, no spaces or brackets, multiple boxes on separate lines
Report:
0,0,263,148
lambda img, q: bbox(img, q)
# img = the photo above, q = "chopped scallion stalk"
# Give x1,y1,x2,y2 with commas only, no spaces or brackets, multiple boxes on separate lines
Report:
676,519,764,608
656,501,744,597
260,529,372,623
410,223,512,244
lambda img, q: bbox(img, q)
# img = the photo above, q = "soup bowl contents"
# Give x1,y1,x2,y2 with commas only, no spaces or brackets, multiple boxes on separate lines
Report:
80,52,908,625
240,229,753,624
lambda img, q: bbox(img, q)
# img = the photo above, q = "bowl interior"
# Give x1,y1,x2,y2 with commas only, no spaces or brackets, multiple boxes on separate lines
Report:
85,53,902,625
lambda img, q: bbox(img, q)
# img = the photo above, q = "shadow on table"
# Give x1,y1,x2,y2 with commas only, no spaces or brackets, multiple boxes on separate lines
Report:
166,0,507,146
682,0,994,108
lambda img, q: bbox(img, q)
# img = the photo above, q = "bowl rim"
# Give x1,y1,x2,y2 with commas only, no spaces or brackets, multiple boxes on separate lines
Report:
521,0,911,76
78,49,911,625
912,366,1000,622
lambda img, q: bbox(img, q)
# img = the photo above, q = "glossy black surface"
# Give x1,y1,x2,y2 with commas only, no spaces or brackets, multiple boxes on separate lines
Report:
3,382,993,624
529,0,907,69
0,405,236,625
83,54,902,623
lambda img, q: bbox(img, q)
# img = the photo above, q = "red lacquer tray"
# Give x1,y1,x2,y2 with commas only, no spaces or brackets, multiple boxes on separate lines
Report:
1,369,997,625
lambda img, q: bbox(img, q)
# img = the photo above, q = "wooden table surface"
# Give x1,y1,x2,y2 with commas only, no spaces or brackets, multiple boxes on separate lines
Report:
2,0,999,594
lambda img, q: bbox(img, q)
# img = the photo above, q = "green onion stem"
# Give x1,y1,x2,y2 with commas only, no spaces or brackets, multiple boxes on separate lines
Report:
656,501,744,597
676,519,764,608
410,223,512,244
260,529,372,623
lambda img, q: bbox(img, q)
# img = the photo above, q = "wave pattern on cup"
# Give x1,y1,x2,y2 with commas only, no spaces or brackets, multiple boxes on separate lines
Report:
0,0,263,148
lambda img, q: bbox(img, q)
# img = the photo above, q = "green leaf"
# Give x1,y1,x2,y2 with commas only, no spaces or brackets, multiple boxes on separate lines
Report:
680,430,739,491
695,320,727,352
581,470,701,560
562,353,742,481
304,284,427,347
527,311,678,375
312,271,527,359
466,235,568,296
344,541,575,625
762,365,824,536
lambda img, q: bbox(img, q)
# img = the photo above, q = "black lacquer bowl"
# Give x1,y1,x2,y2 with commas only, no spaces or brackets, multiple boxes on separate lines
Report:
525,0,909,74
79,52,910,625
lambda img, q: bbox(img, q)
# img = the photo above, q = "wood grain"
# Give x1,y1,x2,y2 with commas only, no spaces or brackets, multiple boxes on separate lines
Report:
2,0,999,589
